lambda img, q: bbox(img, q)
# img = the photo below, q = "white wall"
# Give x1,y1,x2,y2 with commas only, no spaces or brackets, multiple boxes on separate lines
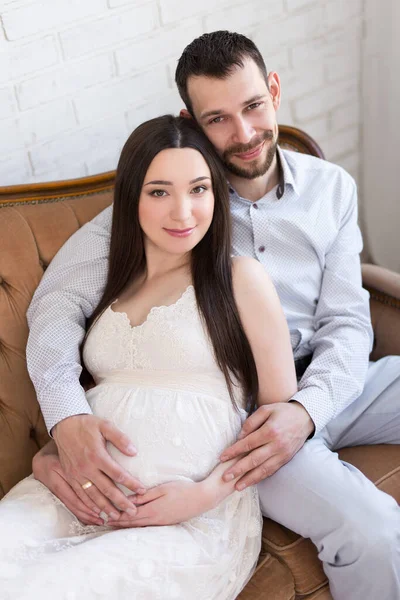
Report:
0,0,364,187
362,0,400,271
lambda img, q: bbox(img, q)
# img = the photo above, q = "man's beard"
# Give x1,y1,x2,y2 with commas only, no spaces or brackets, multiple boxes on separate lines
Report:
222,130,278,180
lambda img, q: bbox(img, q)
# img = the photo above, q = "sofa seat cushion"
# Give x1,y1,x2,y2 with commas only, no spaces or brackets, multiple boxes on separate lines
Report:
261,444,400,597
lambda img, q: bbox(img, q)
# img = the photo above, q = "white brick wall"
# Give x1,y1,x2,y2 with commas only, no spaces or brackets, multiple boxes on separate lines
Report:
0,0,364,186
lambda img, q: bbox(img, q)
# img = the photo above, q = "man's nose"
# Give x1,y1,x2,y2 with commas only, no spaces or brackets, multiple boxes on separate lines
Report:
232,118,255,145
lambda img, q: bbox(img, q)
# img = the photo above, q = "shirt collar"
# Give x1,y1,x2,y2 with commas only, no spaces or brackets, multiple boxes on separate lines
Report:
276,145,299,198
228,145,299,201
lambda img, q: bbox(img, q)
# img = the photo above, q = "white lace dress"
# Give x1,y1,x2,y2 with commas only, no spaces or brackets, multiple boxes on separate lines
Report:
0,286,262,600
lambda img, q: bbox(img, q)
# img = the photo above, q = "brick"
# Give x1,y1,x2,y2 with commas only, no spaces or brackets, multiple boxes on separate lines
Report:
108,0,135,6
0,117,25,153
321,127,359,162
324,0,363,29
2,0,108,40
282,62,325,104
253,5,324,53
204,0,284,33
16,53,114,110
0,152,32,186
59,3,156,60
30,114,128,176
291,25,361,69
74,66,169,124
126,90,183,130
86,149,120,175
261,48,290,74
325,36,362,84
18,99,76,146
293,78,358,123
0,86,17,120
159,0,228,25
0,36,59,84
333,151,360,182
331,100,360,133
277,101,294,126
285,0,315,11
300,115,330,146
30,162,88,183
115,20,202,75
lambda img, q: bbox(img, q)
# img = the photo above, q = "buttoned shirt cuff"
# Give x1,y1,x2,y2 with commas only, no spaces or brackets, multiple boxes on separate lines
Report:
39,387,93,437
290,387,335,435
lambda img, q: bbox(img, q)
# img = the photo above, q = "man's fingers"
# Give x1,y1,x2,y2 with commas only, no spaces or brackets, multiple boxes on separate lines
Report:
220,428,268,462
237,405,273,440
235,457,283,490
100,420,137,457
92,449,146,495
223,445,273,482
82,470,138,518
68,478,115,517
132,487,163,506
50,477,103,525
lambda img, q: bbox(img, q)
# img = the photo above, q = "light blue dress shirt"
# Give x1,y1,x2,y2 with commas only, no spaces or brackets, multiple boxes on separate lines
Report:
26,148,373,434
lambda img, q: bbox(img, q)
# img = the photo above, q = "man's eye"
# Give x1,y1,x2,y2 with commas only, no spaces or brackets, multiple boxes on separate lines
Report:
150,189,167,197
191,185,207,194
247,102,261,110
209,116,224,125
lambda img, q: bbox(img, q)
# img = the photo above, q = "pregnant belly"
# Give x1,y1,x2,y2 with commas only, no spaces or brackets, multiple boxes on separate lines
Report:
86,384,244,490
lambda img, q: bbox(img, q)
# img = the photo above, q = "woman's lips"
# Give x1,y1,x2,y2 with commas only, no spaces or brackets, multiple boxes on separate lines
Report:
163,227,196,238
235,141,265,161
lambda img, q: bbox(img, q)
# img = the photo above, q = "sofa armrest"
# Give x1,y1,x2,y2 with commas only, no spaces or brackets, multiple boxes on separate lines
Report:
362,263,400,360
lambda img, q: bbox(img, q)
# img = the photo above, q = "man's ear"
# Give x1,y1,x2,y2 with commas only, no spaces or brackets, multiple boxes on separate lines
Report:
267,71,281,112
180,108,193,120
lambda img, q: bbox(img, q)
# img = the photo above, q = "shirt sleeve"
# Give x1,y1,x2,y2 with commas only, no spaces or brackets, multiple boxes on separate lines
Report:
26,205,112,434
291,177,373,434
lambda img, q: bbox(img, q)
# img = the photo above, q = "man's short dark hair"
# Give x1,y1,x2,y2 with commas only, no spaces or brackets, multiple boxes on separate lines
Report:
175,30,269,115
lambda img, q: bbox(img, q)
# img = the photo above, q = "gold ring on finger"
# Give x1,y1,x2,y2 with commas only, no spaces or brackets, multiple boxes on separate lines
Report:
81,481,93,490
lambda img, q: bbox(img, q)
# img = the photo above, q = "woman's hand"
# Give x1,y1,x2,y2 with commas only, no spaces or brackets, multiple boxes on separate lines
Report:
107,480,212,528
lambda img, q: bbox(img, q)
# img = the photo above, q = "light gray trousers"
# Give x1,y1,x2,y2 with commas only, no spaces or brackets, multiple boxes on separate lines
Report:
257,356,400,600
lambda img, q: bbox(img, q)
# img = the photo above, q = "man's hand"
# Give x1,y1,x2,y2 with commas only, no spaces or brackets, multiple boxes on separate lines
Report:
220,402,315,489
52,414,145,520
32,441,103,525
107,480,210,528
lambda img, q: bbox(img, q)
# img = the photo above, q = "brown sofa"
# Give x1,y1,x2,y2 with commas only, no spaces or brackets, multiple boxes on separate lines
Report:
1,126,400,599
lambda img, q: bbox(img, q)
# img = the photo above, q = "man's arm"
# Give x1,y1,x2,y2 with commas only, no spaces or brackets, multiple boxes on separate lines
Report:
26,206,112,432
291,176,373,433
221,174,373,488
28,206,145,519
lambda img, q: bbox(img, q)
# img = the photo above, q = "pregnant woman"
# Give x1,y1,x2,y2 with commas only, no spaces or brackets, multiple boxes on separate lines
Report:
0,115,297,600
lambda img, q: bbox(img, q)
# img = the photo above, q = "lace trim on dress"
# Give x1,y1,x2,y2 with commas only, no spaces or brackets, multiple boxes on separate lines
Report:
109,285,195,331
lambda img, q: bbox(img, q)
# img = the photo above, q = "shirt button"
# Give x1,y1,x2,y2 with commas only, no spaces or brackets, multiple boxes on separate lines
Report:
253,203,258,209
259,246,265,253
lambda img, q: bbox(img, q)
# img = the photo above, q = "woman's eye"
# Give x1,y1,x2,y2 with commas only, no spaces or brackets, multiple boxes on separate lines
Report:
150,189,167,197
191,185,207,194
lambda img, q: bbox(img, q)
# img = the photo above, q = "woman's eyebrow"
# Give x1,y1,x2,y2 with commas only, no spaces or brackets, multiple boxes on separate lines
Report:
144,176,211,186
144,180,172,186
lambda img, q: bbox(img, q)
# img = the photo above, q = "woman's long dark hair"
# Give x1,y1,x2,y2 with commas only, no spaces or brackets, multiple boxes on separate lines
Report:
81,115,258,410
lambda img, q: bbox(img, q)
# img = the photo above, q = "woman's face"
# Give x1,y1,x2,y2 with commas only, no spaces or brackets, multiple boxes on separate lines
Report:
139,147,215,256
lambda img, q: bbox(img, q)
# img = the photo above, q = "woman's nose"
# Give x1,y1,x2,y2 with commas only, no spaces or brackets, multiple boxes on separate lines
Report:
170,196,192,222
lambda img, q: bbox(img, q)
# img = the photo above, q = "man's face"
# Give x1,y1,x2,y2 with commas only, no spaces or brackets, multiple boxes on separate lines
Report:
187,58,280,180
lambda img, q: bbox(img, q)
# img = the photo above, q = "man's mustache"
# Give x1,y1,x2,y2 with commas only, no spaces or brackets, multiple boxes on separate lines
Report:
223,130,274,160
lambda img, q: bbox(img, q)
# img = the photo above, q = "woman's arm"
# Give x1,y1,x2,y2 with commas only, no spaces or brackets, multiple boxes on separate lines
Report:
106,457,243,528
231,255,298,405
